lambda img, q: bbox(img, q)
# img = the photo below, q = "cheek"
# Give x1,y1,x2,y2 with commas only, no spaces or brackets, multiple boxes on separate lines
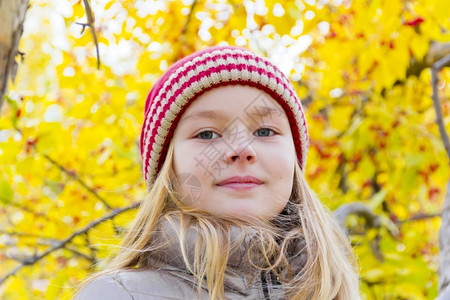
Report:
264,144,296,196
173,142,211,203
266,146,296,176
173,142,197,174
175,168,205,206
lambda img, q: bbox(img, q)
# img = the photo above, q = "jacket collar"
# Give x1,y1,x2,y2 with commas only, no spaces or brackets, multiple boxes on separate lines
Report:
145,215,307,294
145,216,265,291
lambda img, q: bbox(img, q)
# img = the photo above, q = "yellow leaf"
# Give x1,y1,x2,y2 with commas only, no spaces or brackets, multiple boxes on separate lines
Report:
410,34,429,61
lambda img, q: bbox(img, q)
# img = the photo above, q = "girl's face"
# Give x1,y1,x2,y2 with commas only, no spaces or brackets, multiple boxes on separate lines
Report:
172,85,297,220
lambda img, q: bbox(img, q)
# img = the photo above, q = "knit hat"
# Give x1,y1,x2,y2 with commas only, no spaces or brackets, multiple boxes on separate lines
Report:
140,45,309,190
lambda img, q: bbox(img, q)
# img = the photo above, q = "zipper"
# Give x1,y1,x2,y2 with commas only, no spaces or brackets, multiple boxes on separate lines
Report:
260,271,271,300
261,270,283,299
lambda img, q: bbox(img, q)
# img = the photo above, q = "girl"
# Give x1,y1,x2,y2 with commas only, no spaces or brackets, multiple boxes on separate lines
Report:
75,46,360,299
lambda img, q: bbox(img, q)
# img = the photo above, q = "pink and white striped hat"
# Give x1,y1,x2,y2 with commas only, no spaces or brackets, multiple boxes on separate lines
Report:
140,46,309,190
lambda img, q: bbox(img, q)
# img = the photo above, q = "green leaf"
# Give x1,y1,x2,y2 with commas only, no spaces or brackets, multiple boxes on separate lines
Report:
4,95,19,128
45,179,64,197
369,189,387,209
0,179,13,204
405,153,425,167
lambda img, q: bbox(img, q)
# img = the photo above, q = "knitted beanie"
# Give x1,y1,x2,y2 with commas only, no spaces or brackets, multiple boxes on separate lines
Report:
140,45,309,190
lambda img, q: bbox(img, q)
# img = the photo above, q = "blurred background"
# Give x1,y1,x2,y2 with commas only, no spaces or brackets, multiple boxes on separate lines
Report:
0,0,449,298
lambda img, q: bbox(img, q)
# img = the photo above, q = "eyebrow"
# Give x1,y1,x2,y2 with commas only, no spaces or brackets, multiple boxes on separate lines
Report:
181,110,228,122
247,106,282,119
180,106,283,123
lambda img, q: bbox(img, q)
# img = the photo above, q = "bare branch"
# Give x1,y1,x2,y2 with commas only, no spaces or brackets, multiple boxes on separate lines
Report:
0,202,140,285
426,42,450,68
428,54,450,297
42,153,113,210
334,202,381,233
181,0,198,35
395,212,441,224
435,53,450,70
439,180,450,296
84,231,97,263
75,22,89,35
3,241,94,262
64,245,95,262
407,42,450,77
431,54,450,162
78,0,101,69
334,202,383,261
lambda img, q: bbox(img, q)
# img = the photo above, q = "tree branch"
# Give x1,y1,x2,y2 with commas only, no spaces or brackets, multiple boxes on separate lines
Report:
395,212,441,223
334,202,383,260
42,153,113,210
428,53,450,297
439,180,450,296
64,245,95,262
0,202,140,285
41,152,125,235
181,0,198,35
77,0,101,69
407,42,450,77
431,54,450,161
4,241,94,263
334,202,381,233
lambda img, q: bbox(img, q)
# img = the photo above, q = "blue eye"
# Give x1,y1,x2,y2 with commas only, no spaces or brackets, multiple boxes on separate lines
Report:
254,128,275,137
196,130,219,140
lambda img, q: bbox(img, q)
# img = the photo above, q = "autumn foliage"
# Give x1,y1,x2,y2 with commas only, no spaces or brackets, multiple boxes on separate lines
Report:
1,0,449,299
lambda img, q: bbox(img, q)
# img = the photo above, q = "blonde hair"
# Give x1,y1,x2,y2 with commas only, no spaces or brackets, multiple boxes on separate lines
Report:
77,142,360,299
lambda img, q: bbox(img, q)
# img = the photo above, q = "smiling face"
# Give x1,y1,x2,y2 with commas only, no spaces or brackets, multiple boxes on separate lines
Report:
171,85,297,220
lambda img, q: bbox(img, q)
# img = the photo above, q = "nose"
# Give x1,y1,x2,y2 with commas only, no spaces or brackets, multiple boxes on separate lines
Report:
224,140,257,164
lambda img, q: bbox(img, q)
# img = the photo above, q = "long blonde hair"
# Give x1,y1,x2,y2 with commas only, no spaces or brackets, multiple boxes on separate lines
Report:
77,142,359,299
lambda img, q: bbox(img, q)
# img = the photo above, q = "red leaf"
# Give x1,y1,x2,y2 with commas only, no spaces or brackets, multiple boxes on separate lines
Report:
429,187,440,200
404,17,425,27
25,137,38,153
326,30,337,39
351,152,362,165
362,179,372,188
429,164,439,172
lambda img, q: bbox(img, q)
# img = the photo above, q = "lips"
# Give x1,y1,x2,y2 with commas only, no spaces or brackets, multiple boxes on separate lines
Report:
216,176,263,186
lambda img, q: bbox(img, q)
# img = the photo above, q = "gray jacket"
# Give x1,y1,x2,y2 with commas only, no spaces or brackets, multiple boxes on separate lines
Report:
74,266,285,299
75,220,306,300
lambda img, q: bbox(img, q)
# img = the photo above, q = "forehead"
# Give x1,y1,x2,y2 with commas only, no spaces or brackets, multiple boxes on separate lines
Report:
179,85,287,123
